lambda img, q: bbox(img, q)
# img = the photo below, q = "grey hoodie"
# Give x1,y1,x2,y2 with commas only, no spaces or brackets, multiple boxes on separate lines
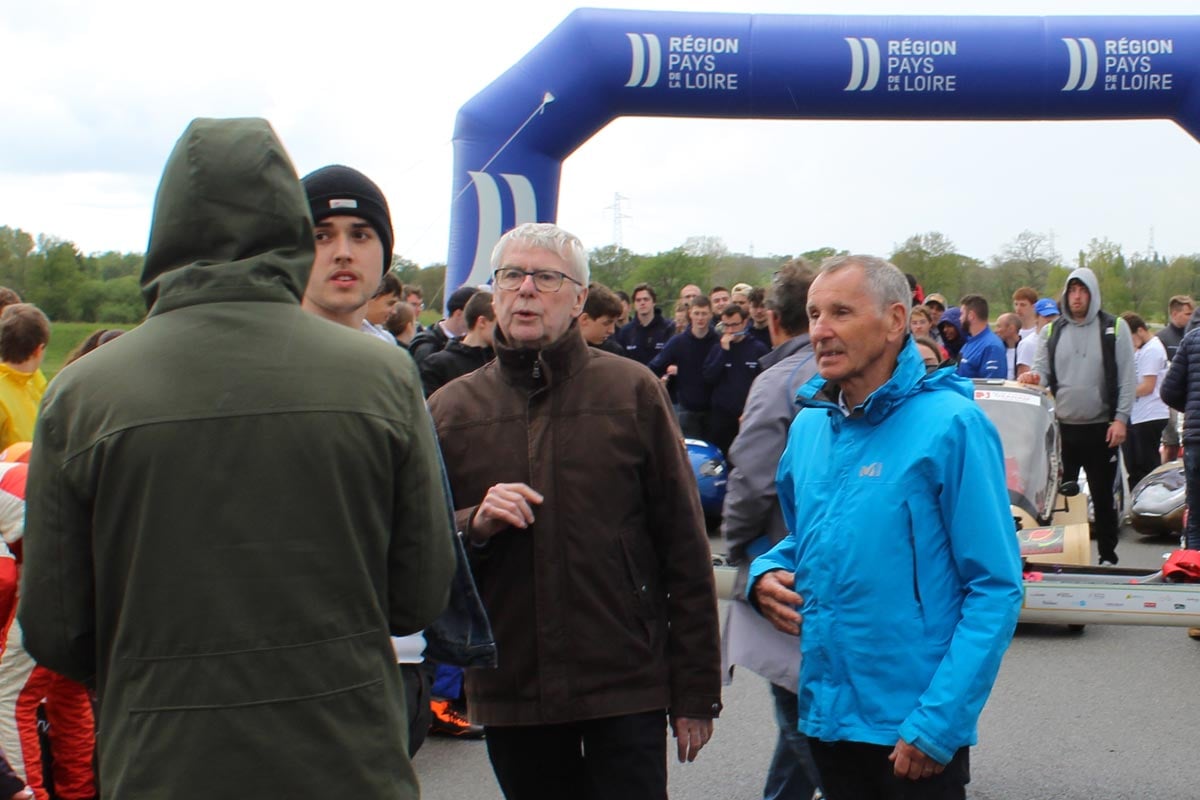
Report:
1032,266,1135,424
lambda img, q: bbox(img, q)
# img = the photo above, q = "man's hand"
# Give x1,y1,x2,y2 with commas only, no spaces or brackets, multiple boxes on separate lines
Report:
1107,419,1127,448
467,483,544,545
889,738,944,781
670,716,714,763
719,331,737,351
752,570,802,635
1017,372,1040,385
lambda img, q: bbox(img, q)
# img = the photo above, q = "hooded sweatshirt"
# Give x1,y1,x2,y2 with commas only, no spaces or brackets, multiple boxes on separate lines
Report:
17,118,455,800
936,307,965,360
1032,266,1135,425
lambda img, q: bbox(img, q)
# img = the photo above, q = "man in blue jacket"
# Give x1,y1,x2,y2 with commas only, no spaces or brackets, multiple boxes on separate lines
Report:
750,255,1023,799
955,294,1006,379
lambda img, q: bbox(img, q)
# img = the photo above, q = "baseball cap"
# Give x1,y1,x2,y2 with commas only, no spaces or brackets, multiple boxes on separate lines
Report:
1035,298,1059,317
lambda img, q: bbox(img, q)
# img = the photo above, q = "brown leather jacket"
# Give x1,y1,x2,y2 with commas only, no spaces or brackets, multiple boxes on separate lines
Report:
428,324,722,725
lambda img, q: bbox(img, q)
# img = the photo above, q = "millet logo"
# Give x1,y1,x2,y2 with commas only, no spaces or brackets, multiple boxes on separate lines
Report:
859,462,883,478
625,33,662,88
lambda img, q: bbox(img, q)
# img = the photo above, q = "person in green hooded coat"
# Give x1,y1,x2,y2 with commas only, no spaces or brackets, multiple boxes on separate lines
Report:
17,117,455,799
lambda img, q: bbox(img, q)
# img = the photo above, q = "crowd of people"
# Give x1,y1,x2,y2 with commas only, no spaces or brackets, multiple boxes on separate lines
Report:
3,115,1198,800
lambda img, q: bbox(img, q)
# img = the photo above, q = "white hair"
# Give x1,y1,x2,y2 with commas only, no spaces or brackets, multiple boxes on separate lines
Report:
490,222,590,285
818,254,910,323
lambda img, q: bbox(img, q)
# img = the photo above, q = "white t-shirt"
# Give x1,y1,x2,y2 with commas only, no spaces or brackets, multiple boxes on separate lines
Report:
1019,326,1037,341
1015,333,1038,372
1131,335,1170,425
392,633,427,665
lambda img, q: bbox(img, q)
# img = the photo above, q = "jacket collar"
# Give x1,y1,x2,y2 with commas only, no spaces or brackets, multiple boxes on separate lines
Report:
0,364,39,387
761,333,809,370
798,337,964,427
494,321,590,391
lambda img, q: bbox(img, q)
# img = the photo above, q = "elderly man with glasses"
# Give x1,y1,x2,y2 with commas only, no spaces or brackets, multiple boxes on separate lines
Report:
427,222,722,800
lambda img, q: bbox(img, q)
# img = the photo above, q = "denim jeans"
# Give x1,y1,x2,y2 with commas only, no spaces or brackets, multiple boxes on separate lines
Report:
423,453,497,668
1184,445,1200,550
764,684,821,800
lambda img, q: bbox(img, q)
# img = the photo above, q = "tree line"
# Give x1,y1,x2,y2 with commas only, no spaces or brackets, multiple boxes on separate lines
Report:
6,223,1200,324
589,231,1200,324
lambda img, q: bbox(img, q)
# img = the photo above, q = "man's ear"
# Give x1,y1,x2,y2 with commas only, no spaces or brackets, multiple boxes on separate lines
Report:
886,303,909,343
571,287,589,319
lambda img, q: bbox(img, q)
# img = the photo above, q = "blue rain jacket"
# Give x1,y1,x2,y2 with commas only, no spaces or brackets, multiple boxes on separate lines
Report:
749,339,1023,764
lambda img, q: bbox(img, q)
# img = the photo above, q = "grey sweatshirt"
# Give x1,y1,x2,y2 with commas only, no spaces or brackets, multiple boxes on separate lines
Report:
1032,266,1135,424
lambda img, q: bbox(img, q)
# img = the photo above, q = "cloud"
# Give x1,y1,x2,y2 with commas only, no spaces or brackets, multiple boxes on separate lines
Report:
5,0,1200,267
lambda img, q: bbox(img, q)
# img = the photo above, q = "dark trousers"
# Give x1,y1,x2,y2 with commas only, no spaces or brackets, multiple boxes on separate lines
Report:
484,710,667,800
1122,418,1167,491
706,410,740,460
1061,422,1121,563
400,663,431,757
808,739,969,800
764,684,821,800
677,408,708,442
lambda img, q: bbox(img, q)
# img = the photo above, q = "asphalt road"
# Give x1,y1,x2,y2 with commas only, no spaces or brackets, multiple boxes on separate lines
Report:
415,529,1200,800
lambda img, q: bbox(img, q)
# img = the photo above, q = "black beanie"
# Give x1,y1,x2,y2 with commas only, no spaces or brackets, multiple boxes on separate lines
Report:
301,165,394,273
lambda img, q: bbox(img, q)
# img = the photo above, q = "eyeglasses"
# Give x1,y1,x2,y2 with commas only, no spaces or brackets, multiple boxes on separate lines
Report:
493,267,582,293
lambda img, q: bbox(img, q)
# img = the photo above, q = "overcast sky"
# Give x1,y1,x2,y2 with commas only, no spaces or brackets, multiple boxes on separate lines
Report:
3,0,1200,268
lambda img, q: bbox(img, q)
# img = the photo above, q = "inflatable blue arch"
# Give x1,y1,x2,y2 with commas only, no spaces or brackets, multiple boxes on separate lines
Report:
446,8,1198,295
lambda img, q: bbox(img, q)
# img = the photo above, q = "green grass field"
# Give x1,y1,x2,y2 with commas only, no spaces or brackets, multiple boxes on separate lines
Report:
45,322,138,380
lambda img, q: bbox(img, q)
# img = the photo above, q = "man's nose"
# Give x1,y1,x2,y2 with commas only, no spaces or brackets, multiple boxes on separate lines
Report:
516,272,539,295
333,232,353,261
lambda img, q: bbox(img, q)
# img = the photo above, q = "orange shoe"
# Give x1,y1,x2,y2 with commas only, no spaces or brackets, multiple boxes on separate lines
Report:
1188,628,1200,641
429,699,484,739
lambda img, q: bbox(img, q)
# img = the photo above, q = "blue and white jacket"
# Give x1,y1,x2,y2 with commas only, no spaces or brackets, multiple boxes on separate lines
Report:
749,340,1023,764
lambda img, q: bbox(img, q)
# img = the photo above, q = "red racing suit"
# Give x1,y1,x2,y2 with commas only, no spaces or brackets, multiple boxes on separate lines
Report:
0,460,96,800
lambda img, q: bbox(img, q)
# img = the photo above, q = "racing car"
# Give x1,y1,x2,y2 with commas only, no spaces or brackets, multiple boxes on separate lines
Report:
971,379,1090,566
686,438,727,524
1128,459,1186,538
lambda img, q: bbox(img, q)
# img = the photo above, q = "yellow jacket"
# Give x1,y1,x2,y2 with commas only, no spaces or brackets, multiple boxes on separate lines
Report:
0,365,46,449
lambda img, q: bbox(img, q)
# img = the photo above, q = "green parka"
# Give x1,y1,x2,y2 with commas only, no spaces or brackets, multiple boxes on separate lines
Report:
17,118,454,799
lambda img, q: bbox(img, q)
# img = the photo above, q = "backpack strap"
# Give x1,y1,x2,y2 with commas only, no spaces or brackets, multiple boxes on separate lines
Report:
1046,311,1120,418
1046,320,1062,395
1098,310,1119,418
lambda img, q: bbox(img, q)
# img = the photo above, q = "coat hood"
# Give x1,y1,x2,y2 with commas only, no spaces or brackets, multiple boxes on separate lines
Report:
936,306,965,357
141,118,314,316
1060,266,1101,326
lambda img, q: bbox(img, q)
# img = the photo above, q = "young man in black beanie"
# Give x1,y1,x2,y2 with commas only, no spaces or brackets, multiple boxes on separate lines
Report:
300,164,496,747
300,164,439,750
300,164,394,338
